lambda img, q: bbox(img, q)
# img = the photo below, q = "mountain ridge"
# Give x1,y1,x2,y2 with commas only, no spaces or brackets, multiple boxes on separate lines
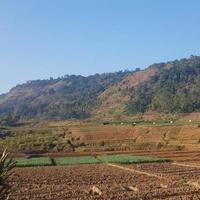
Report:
0,71,132,120
1,55,200,120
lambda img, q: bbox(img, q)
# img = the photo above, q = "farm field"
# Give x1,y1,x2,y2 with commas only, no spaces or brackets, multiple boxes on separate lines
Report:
2,118,200,199
97,154,170,164
2,117,200,153
8,151,200,199
14,157,53,167
1,2,200,200
11,154,168,167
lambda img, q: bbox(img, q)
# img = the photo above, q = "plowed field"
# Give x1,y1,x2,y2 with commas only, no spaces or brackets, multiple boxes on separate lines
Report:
8,151,200,199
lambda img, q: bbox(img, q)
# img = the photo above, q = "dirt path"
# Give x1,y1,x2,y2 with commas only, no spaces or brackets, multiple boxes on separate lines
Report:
108,162,200,193
107,163,166,179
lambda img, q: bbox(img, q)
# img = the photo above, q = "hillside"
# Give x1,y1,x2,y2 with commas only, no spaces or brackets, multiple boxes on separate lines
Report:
96,67,158,117
127,55,200,114
96,59,174,118
0,71,131,120
1,55,200,121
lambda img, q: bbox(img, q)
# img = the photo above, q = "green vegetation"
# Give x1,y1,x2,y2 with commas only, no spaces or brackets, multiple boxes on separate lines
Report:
1,56,200,120
5,155,170,167
15,157,52,167
0,128,74,152
109,116,197,126
127,55,200,114
12,156,100,167
0,71,131,120
0,149,16,199
97,154,170,164
110,119,174,126
54,156,100,165
0,115,20,127
1,56,200,119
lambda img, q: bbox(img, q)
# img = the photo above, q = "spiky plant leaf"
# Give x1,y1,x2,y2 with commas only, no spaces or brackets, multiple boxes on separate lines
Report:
0,148,16,200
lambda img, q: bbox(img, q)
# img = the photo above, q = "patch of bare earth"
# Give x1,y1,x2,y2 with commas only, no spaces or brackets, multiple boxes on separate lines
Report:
97,68,157,116
9,156,200,200
9,164,160,200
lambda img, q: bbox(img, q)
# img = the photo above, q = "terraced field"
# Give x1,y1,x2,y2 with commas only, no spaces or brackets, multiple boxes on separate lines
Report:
8,151,200,199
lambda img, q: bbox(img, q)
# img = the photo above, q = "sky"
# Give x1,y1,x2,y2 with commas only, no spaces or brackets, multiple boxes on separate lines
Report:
0,0,200,94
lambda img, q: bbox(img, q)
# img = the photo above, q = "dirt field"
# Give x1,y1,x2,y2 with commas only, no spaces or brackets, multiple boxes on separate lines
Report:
8,151,200,200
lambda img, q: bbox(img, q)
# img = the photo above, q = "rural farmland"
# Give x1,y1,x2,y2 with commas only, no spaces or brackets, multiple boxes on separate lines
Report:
1,1,200,199
1,117,200,199
8,151,200,199
0,117,200,199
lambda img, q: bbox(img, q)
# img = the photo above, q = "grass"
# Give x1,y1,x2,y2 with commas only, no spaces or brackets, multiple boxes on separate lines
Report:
97,154,170,164
15,157,52,167
109,119,197,126
54,156,101,165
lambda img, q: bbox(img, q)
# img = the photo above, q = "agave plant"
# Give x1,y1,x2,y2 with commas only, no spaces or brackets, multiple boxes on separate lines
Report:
0,148,16,200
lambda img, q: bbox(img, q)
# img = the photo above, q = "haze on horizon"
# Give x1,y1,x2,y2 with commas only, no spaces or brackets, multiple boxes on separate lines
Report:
0,0,200,94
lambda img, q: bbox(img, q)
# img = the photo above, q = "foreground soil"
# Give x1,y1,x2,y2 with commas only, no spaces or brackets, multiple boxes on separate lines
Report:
9,151,200,200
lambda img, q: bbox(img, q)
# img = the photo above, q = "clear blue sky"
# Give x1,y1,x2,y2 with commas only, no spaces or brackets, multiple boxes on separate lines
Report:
0,0,200,94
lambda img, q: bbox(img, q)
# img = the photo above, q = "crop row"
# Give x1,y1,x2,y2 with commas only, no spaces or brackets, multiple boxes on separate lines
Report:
12,155,170,167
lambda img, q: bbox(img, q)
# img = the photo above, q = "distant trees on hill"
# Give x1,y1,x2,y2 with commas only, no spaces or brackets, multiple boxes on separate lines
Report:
127,56,200,114
1,56,200,120
0,71,131,120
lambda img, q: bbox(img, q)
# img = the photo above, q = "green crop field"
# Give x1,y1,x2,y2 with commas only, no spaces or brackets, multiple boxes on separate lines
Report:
15,157,53,167
97,154,170,164
54,156,101,165
10,154,170,167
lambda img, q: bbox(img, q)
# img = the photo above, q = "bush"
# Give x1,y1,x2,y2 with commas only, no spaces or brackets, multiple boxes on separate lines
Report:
0,148,16,199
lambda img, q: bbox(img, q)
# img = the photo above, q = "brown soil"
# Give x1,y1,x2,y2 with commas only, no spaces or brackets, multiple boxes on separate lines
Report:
97,68,157,116
8,151,200,199
67,124,200,151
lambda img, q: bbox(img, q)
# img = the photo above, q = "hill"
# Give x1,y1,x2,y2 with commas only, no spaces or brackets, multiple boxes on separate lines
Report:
1,55,200,121
95,58,175,118
0,71,131,120
96,66,158,117
127,55,200,114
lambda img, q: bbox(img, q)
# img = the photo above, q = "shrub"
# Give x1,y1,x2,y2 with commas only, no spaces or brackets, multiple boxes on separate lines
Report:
0,148,16,199
100,141,105,146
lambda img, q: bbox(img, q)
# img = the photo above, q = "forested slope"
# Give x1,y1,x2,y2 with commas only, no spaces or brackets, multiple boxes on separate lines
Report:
1,55,200,120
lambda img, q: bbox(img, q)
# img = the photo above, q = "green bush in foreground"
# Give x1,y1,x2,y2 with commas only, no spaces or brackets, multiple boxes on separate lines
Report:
97,154,170,164
0,148,16,200
54,156,100,165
